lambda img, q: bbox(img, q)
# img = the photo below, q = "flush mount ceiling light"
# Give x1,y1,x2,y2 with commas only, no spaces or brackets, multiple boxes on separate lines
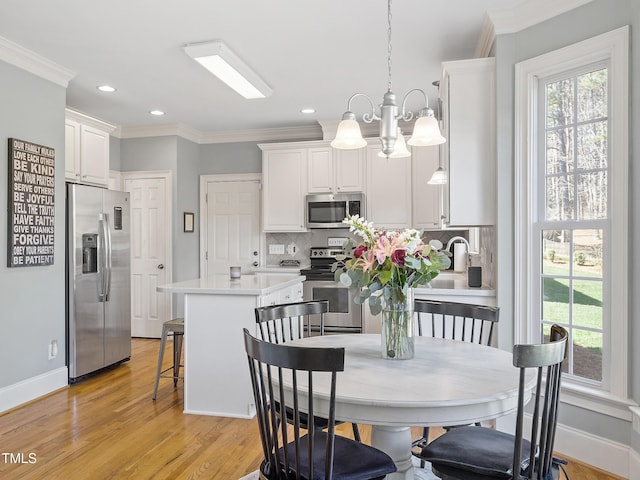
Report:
149,110,165,116
331,0,446,158
183,40,273,100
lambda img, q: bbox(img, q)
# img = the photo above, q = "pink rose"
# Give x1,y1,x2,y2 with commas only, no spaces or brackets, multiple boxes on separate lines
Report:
391,249,406,267
354,245,368,258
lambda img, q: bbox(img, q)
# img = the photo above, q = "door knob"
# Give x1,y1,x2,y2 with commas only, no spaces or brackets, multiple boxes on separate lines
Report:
252,261,259,267
157,264,164,269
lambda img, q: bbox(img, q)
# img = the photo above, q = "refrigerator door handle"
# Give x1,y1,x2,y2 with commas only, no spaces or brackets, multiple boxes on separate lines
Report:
97,214,112,302
103,213,113,302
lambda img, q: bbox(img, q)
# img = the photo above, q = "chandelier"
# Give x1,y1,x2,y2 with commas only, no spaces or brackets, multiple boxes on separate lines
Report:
331,0,446,158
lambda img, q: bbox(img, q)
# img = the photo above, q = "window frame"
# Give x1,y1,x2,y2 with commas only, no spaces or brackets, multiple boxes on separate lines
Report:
514,26,630,418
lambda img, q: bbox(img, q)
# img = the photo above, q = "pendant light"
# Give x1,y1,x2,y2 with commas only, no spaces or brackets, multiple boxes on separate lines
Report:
331,0,446,158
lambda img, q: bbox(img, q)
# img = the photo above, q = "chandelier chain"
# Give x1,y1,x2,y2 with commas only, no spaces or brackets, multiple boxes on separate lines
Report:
387,0,393,92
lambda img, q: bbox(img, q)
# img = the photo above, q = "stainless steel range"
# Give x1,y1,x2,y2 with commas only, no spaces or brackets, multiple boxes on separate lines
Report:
300,247,362,333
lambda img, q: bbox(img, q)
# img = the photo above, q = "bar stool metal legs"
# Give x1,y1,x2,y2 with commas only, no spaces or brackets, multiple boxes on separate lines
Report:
152,318,184,400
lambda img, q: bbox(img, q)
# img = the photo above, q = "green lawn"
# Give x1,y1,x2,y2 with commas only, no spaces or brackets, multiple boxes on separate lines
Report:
542,260,603,354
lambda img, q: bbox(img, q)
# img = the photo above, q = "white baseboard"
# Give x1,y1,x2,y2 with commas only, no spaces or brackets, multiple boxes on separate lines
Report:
628,449,640,480
553,422,629,478
0,367,68,414
497,413,631,478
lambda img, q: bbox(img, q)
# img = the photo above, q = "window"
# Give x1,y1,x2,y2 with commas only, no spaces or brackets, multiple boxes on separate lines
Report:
515,27,629,415
538,66,607,384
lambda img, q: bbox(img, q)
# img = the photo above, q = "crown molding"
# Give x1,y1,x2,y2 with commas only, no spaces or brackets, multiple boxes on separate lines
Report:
115,122,323,144
65,108,117,133
0,36,75,87
476,0,594,58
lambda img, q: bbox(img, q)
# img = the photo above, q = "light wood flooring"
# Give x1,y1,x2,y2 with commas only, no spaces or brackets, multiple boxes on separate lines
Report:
0,338,625,480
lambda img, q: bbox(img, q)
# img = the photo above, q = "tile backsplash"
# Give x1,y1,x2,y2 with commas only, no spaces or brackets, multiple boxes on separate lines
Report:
265,226,495,287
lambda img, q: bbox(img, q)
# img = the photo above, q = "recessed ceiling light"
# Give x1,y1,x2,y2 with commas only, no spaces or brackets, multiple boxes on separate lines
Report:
97,85,116,93
300,108,315,114
149,110,165,116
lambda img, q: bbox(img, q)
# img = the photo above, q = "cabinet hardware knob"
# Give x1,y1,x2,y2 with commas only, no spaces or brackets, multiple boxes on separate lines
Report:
252,261,259,267
253,251,258,256
157,264,164,269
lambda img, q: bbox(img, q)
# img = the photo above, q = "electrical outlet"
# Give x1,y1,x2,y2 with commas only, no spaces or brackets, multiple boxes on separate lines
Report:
48,339,58,360
268,244,285,255
287,243,297,255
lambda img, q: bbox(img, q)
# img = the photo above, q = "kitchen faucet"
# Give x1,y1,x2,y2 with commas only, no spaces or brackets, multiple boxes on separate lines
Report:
446,236,471,268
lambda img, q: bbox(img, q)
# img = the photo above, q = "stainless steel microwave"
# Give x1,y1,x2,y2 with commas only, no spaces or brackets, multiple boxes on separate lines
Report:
305,193,364,229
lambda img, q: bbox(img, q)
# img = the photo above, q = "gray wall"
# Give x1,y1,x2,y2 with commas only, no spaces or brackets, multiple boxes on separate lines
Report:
199,142,262,174
0,60,67,388
494,0,638,445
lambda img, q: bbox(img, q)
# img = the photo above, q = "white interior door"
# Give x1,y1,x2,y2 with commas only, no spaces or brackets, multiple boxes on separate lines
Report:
204,178,261,276
124,174,171,338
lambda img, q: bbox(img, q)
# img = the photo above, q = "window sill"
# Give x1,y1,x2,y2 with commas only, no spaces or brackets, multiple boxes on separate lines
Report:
561,380,637,421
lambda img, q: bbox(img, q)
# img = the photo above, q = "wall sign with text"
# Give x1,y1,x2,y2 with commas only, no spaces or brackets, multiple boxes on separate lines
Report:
7,138,55,267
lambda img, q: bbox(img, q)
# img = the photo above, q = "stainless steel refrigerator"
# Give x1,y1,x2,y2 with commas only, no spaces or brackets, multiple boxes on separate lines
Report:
66,183,131,383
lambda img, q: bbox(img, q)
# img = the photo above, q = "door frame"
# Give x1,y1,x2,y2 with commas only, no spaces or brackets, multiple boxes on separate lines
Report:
121,170,174,325
199,173,263,277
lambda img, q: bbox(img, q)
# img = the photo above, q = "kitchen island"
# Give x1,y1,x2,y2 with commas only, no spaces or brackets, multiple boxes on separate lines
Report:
157,273,304,418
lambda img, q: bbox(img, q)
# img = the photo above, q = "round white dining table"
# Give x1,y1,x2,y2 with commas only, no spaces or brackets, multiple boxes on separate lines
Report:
284,334,535,480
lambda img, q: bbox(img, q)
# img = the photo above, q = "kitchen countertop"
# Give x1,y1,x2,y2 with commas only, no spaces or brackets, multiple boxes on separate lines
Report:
413,272,495,297
252,264,309,274
157,273,305,296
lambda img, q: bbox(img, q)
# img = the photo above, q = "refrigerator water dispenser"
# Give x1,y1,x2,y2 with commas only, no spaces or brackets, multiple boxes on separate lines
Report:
82,233,98,274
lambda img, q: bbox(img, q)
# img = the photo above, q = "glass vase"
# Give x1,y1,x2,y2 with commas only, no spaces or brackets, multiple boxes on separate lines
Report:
381,288,414,360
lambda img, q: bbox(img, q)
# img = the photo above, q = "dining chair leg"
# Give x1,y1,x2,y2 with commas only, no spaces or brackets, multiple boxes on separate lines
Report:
352,423,361,442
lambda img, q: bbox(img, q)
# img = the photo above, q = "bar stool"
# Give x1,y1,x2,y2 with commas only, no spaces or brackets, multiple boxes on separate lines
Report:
152,318,184,400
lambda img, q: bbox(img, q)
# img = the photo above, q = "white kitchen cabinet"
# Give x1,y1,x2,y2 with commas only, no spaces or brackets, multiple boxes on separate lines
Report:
440,57,495,226
365,143,412,230
411,145,442,230
260,145,308,232
65,110,114,187
307,145,364,194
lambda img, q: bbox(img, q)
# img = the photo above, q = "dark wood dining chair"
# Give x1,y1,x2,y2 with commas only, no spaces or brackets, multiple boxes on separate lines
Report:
255,300,361,442
413,300,500,454
243,328,397,480
415,324,568,480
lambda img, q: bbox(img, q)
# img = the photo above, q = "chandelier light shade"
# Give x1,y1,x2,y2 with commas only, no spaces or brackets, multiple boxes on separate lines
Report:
428,166,447,184
183,40,273,99
331,113,368,149
407,109,446,146
332,0,445,158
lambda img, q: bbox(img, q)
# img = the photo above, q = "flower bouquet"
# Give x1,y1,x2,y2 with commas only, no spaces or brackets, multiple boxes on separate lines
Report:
332,215,451,359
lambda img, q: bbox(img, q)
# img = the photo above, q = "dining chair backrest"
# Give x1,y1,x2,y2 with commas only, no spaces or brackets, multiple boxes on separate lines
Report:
243,328,343,480
513,324,568,479
255,300,329,343
422,324,568,480
414,299,499,346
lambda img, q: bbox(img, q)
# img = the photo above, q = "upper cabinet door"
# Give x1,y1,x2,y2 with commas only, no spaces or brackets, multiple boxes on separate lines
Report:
365,144,412,230
334,148,365,193
65,110,113,187
261,147,308,232
411,146,442,230
79,125,110,186
307,145,365,194
307,147,334,193
65,119,81,182
441,57,496,226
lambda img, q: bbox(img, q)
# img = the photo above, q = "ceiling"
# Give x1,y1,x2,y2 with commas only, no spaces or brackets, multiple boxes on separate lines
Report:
1,0,544,141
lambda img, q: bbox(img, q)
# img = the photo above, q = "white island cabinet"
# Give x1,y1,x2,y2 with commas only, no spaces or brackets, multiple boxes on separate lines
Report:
157,273,304,418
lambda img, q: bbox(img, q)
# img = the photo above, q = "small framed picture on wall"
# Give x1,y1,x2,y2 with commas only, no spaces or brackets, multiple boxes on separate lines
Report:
184,212,194,233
